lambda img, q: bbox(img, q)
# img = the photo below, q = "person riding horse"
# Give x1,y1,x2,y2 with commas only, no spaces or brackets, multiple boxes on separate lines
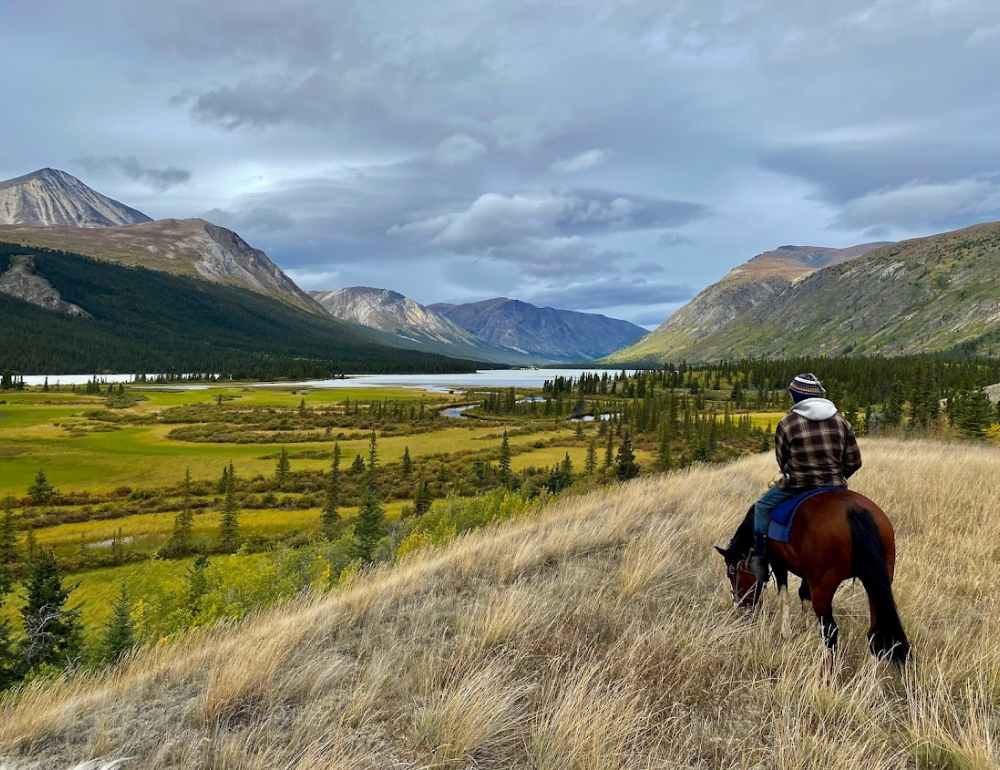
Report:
750,373,863,583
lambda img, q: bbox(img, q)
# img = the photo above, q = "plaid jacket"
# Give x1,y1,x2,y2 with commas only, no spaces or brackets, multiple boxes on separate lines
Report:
775,410,862,491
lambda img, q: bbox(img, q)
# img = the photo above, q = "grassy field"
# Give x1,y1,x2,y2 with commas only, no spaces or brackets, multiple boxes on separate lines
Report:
2,437,998,768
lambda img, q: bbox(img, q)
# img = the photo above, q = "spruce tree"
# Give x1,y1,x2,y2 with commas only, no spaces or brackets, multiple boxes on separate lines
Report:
351,454,366,474
616,432,640,482
414,480,433,516
585,439,597,475
0,496,17,586
185,555,211,618
352,432,385,563
275,446,291,486
20,550,83,671
27,469,55,506
25,528,38,562
498,430,512,482
218,475,241,553
401,446,413,477
164,469,195,557
101,583,136,664
320,444,342,540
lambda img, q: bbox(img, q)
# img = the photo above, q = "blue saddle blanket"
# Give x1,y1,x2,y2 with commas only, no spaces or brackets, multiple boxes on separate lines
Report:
768,487,843,543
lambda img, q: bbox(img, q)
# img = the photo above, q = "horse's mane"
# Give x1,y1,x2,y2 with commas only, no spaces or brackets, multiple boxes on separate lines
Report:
726,506,755,557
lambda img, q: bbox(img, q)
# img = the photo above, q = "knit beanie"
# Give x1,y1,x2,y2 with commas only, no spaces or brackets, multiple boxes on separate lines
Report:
788,373,825,402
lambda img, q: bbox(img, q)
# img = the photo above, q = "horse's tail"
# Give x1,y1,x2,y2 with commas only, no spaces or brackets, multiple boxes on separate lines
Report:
847,505,910,663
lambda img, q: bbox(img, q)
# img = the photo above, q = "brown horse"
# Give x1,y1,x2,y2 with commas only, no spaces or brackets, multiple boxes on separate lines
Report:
715,489,910,662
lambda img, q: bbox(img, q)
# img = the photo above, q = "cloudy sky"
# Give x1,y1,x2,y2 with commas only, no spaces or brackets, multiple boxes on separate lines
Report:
3,1,1000,328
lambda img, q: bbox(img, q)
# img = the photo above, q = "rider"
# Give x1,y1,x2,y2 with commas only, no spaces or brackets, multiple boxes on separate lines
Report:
749,373,863,582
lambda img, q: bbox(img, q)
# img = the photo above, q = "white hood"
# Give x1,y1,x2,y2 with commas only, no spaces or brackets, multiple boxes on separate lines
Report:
790,397,839,421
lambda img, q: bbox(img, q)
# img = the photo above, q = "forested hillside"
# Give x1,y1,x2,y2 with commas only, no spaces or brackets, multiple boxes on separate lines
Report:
0,243,481,377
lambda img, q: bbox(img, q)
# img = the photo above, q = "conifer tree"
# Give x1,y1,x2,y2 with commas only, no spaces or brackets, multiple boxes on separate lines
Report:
585,439,597,475
25,528,38,562
498,430,512,482
352,432,385,563
185,555,211,618
218,473,241,553
351,454,366,474
414,480,433,516
101,583,136,664
275,446,292,486
21,549,83,671
604,429,615,469
657,429,673,472
164,469,195,557
401,446,413,477
320,444,342,539
883,378,905,427
27,469,55,506
616,432,640,482
0,495,18,578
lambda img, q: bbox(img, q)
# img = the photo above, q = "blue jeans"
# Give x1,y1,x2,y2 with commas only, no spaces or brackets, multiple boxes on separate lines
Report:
754,484,798,537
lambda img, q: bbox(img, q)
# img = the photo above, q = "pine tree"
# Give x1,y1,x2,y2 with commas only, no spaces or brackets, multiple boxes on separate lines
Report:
657,428,673,472
585,439,597,475
414,480,433,516
25,528,38,562
101,583,136,664
401,446,413,477
351,454,366,474
883,378,905,427
27,469,55,506
352,433,385,563
498,430,512,482
604,429,615,469
164,469,195,557
185,555,211,618
616,432,640,482
275,446,291,486
217,463,232,494
320,444,342,539
218,475,241,553
20,550,83,671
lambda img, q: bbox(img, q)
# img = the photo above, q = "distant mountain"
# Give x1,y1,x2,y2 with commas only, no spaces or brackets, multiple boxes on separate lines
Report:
608,221,1000,362
605,242,889,362
429,298,649,362
0,218,319,314
310,287,540,364
0,168,151,227
0,242,481,376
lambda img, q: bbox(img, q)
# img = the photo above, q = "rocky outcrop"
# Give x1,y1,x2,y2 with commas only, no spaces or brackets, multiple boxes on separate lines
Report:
0,168,151,227
430,298,649,363
0,255,89,316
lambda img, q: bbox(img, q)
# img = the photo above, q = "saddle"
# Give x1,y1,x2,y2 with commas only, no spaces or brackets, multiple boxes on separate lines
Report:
768,487,844,543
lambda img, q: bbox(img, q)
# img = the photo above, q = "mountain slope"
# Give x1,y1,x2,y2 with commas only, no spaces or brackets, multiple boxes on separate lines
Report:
610,222,1000,362
0,441,993,769
430,298,649,362
310,287,540,364
0,242,481,375
607,243,888,362
0,218,320,313
0,168,151,227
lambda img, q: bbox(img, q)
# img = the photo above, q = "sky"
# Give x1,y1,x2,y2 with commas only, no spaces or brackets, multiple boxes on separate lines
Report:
2,0,1000,329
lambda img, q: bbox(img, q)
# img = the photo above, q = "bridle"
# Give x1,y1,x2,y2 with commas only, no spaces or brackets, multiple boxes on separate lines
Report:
727,555,762,608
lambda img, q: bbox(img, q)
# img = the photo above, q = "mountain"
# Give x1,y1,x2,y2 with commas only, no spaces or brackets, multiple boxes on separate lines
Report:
0,218,320,314
429,298,649,362
0,241,482,376
309,287,540,365
608,222,1000,362
605,242,889,362
0,168,151,227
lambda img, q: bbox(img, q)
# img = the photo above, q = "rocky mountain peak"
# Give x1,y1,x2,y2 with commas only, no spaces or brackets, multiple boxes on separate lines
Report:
0,167,152,227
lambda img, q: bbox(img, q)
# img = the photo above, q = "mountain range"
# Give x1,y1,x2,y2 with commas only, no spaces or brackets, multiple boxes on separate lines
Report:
430,298,649,362
608,222,1000,362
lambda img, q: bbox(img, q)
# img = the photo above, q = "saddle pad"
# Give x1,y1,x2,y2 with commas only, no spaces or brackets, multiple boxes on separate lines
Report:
768,487,843,543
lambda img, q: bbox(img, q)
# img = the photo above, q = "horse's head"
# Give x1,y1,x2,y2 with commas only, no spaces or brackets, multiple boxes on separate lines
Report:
714,545,763,610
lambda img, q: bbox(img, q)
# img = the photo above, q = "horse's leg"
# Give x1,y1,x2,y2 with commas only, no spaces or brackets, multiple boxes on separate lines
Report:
773,566,791,640
810,577,840,653
798,579,811,614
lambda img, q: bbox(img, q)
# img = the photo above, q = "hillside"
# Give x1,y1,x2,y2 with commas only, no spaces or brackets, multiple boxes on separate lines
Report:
310,287,540,364
0,218,320,314
2,438,997,768
431,298,649,362
0,242,481,376
0,168,151,227
607,242,888,362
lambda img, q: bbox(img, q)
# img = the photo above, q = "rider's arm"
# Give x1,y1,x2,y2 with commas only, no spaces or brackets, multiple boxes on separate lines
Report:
775,420,791,476
842,421,862,479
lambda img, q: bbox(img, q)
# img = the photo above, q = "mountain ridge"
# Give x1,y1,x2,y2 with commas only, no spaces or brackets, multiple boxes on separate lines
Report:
0,168,151,227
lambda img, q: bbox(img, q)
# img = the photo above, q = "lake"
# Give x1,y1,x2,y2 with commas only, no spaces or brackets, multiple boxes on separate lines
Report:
22,368,636,392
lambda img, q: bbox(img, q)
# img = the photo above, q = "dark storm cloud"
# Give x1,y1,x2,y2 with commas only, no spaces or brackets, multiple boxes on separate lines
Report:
74,155,191,191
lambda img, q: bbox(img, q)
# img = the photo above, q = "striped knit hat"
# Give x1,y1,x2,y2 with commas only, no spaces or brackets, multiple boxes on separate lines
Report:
788,373,825,400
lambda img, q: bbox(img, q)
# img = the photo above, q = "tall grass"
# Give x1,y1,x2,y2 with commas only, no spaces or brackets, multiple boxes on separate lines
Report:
1,438,998,768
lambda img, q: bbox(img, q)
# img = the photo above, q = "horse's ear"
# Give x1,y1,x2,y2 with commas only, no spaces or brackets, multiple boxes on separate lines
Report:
714,545,728,559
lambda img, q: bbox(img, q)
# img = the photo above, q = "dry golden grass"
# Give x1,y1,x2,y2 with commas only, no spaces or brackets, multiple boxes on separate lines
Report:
2,437,1000,769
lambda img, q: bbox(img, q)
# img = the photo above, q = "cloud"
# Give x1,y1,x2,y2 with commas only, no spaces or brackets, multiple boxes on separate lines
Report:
830,176,1000,232
551,148,613,174
390,190,706,251
203,206,295,233
284,268,342,290
654,232,693,248
74,155,192,191
526,277,692,312
632,261,666,275
434,134,487,165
